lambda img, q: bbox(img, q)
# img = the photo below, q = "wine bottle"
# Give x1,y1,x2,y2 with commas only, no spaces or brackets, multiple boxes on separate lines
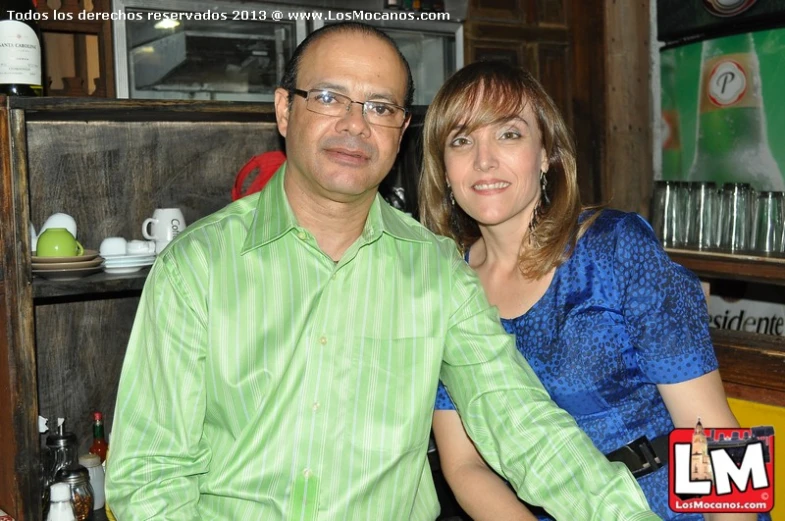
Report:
0,0,43,96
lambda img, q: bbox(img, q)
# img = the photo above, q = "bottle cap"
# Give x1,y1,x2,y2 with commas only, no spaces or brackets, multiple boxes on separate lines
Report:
78,453,101,468
93,411,103,421
45,432,78,449
50,482,72,501
55,465,90,484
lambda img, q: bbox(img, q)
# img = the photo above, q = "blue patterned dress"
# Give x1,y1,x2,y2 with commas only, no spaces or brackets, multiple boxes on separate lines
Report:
434,210,768,521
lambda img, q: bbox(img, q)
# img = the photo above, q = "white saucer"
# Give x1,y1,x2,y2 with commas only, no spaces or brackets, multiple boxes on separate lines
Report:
101,253,156,261
103,258,156,268
104,266,147,274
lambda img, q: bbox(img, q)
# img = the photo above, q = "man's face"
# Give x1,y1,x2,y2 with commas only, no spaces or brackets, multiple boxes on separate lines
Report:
275,32,410,203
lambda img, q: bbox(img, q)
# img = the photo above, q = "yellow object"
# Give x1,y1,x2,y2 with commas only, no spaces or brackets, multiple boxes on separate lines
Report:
728,397,783,521
104,446,116,521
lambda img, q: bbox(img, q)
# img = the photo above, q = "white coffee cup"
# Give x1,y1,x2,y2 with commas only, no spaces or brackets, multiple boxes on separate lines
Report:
126,239,156,255
29,222,38,251
142,208,186,248
100,237,127,256
40,212,77,239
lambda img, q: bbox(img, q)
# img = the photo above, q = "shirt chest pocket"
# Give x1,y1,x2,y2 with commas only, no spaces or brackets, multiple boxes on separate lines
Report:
345,336,441,456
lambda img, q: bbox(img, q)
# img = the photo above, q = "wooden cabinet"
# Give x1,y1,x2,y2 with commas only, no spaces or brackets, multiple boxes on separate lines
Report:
667,249,785,406
0,97,279,520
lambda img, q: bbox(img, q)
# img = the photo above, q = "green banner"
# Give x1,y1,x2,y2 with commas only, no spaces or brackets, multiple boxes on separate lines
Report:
660,30,785,190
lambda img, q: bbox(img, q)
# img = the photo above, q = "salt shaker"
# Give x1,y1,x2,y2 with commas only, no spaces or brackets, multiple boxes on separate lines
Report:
55,466,95,521
46,482,76,521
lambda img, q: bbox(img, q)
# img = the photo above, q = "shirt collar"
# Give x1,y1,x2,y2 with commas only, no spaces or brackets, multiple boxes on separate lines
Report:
242,161,430,253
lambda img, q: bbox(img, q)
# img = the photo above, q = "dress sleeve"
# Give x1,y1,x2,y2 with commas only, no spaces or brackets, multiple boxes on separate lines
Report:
434,381,457,410
614,213,718,384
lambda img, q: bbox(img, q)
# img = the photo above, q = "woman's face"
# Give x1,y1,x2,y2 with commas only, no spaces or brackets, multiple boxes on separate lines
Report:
444,102,549,230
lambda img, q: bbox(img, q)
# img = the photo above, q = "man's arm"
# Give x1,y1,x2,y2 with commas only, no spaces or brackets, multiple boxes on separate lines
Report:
432,410,538,521
439,258,660,521
105,252,209,520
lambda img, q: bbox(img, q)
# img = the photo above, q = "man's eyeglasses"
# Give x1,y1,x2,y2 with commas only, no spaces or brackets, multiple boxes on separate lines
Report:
291,88,410,129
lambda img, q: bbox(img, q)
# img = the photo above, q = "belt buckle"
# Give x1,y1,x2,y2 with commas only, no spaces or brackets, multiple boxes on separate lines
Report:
628,435,664,478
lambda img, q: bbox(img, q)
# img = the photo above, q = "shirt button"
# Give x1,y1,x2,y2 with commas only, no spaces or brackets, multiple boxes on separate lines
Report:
319,336,327,345
312,402,321,411
303,468,313,479
297,231,307,240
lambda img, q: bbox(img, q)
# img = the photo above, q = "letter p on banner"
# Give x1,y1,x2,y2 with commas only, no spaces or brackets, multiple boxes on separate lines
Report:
669,423,774,514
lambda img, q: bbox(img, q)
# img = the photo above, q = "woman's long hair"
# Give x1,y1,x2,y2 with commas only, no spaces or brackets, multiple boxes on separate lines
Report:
418,60,595,279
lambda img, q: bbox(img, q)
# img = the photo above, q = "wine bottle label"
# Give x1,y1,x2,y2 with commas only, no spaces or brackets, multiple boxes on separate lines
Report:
699,53,760,113
0,20,41,86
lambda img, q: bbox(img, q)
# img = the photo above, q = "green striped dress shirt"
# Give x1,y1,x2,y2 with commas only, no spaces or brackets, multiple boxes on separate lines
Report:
105,163,659,521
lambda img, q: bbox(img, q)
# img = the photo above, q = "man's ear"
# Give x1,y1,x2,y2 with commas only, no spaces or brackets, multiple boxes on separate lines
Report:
395,116,412,153
274,88,291,138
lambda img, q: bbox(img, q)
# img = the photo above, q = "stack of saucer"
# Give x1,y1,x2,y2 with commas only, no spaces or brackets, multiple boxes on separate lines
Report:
32,250,103,281
102,253,156,274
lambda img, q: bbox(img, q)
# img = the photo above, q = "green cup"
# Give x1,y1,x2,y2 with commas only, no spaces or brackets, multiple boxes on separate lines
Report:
36,228,84,258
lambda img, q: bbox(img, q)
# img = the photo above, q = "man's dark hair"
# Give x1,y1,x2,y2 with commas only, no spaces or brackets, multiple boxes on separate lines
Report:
279,22,415,109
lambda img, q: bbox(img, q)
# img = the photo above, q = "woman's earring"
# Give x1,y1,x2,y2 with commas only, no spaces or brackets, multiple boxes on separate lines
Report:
449,189,456,207
540,171,550,205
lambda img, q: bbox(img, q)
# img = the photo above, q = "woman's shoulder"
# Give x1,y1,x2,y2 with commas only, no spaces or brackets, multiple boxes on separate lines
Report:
579,209,655,243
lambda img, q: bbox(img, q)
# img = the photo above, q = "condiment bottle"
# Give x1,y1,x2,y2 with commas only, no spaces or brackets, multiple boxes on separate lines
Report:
42,430,79,517
46,483,76,521
78,454,105,510
56,466,95,521
88,412,108,463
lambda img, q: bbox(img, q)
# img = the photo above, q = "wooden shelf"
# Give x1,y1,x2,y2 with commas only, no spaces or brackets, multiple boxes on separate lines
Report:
4,96,429,123
666,248,785,286
31,270,149,300
713,328,785,406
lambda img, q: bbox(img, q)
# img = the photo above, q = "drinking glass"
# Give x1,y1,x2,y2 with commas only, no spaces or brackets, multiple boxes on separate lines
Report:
651,181,683,248
718,183,753,253
686,182,717,250
753,191,784,254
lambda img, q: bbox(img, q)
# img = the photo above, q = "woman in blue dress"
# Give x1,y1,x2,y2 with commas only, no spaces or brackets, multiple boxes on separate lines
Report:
419,60,762,521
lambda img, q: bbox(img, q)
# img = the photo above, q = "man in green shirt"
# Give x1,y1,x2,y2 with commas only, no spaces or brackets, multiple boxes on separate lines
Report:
106,22,660,520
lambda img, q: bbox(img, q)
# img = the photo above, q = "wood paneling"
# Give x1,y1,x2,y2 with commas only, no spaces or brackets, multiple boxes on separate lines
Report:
569,0,605,204
0,106,40,521
25,120,282,250
536,0,566,24
602,0,652,215
537,44,571,123
468,0,526,22
464,0,608,206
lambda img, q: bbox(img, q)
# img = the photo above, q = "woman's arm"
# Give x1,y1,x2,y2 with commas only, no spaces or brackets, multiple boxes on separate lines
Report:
658,370,756,521
432,410,538,521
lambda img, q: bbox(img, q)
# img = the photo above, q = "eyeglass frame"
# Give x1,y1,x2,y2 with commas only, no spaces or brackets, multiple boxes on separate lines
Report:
289,88,410,128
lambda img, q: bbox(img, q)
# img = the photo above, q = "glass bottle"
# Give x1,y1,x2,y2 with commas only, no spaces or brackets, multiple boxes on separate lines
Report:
42,431,79,518
0,0,43,96
46,483,76,521
56,466,95,521
660,49,682,181
687,32,784,191
88,412,108,463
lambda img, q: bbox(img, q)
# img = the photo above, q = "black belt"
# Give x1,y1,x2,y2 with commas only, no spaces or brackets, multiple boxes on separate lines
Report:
606,435,669,478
